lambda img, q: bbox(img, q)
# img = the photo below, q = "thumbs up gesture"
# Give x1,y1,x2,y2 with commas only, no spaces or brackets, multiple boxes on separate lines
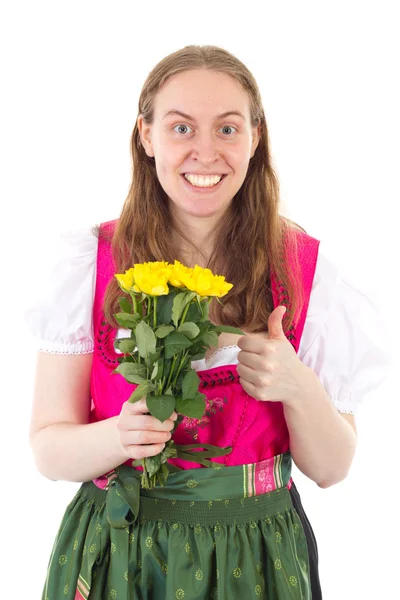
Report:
237,306,309,404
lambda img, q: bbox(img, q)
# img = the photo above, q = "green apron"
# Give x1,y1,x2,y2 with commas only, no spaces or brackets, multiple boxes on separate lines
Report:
42,452,311,599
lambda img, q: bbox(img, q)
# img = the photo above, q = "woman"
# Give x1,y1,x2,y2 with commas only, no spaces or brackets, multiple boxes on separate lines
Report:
27,45,389,599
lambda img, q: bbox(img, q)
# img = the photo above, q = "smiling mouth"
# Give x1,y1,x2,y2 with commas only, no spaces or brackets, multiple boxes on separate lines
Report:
181,174,227,188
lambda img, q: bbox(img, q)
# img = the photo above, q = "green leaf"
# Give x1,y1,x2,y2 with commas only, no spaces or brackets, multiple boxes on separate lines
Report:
113,362,147,384
135,320,157,359
118,296,132,313
182,369,201,400
128,380,155,403
192,321,210,341
164,332,192,359
162,359,172,385
114,312,141,328
152,355,164,381
185,301,202,323
151,361,158,379
145,349,161,370
156,293,176,325
144,453,162,477
177,322,200,339
175,395,206,419
212,325,245,335
114,338,136,354
203,330,218,347
173,370,186,393
155,324,175,338
200,301,210,322
117,354,134,364
146,394,176,423
172,292,196,327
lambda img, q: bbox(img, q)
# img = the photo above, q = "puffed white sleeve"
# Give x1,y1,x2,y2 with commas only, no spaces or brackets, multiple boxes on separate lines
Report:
298,247,392,415
24,225,99,354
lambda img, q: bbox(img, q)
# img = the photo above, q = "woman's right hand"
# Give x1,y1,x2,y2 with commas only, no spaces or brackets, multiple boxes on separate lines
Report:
116,397,178,460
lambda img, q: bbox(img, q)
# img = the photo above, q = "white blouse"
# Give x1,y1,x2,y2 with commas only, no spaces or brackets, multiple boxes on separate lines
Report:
24,225,392,415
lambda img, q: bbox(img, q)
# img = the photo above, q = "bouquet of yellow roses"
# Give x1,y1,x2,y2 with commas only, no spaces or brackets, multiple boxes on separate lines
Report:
113,260,243,489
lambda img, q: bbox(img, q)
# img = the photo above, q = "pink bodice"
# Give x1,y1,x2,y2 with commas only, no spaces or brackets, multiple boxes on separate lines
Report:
90,220,320,470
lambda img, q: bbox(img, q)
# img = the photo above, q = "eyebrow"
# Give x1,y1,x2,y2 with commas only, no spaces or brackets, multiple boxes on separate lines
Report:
162,109,246,121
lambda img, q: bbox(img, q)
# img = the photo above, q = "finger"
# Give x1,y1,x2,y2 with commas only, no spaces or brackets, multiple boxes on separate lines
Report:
126,399,178,421
125,443,168,460
238,350,267,370
238,362,273,388
120,429,172,446
119,414,177,432
237,362,259,386
237,335,265,354
125,397,151,414
239,377,258,398
238,336,277,356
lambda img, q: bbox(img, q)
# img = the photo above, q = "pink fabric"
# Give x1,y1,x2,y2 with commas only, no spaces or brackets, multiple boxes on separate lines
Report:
90,219,320,470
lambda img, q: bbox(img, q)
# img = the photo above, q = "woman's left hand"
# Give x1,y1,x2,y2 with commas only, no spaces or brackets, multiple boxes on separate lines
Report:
237,306,310,405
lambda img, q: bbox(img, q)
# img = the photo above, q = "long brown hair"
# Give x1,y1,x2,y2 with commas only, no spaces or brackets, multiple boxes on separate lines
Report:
99,45,306,334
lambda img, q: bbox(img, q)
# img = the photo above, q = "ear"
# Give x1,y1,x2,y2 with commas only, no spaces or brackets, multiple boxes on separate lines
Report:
137,114,155,158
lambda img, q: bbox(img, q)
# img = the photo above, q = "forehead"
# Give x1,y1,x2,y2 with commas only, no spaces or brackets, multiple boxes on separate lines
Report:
153,69,251,120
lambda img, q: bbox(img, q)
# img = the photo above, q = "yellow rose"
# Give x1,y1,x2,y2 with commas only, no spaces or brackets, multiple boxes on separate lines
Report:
115,261,232,297
168,260,192,288
180,265,233,297
204,274,233,297
132,262,171,296
115,268,135,292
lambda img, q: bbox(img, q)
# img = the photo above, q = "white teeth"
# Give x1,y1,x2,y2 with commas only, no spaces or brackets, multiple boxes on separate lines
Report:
184,174,223,187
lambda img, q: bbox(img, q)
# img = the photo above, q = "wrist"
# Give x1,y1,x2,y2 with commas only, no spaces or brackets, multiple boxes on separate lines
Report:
284,365,322,411
110,415,131,463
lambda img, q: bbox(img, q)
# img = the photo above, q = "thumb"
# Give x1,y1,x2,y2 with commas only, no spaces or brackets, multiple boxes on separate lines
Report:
267,306,287,340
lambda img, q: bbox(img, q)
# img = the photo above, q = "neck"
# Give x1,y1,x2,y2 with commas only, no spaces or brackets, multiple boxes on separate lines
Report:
171,214,221,268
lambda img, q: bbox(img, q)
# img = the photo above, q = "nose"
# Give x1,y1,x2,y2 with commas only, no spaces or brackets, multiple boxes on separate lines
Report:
190,131,222,165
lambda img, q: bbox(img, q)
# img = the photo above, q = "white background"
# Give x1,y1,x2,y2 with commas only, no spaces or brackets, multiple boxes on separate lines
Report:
1,1,398,598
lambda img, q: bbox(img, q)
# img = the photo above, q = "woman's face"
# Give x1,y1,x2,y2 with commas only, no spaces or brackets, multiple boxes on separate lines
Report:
138,69,260,223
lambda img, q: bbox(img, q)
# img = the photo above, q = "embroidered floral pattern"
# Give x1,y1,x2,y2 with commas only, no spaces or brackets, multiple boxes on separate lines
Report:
95,319,121,368
182,395,228,440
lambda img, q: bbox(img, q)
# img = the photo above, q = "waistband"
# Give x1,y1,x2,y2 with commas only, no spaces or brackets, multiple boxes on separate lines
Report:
86,452,293,529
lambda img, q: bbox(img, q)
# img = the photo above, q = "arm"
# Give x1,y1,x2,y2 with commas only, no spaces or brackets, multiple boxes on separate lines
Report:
283,365,357,488
29,352,128,482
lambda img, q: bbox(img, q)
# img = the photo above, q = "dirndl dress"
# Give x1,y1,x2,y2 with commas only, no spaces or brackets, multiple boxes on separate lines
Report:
40,219,323,599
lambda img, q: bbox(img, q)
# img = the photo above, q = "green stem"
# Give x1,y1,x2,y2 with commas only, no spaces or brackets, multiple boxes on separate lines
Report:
137,295,144,318
141,458,149,488
172,350,189,388
159,352,166,393
130,293,138,314
153,296,157,328
180,301,191,325
165,354,178,391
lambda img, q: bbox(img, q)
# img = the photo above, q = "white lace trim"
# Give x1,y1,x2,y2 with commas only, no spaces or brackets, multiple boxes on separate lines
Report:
36,340,94,355
334,396,356,414
205,344,240,363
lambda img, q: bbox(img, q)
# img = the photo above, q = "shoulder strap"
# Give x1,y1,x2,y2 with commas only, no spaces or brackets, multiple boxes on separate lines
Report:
271,229,320,353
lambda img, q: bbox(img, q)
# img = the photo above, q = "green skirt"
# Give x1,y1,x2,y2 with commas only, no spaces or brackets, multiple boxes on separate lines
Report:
42,452,311,599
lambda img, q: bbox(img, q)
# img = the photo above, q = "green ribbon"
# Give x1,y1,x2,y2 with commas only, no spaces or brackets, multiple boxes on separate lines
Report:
105,444,232,528
106,472,141,529
173,443,232,468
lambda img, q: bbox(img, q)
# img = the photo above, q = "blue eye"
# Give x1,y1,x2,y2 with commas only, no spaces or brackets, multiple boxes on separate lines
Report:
220,126,237,135
174,124,193,135
173,124,237,135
